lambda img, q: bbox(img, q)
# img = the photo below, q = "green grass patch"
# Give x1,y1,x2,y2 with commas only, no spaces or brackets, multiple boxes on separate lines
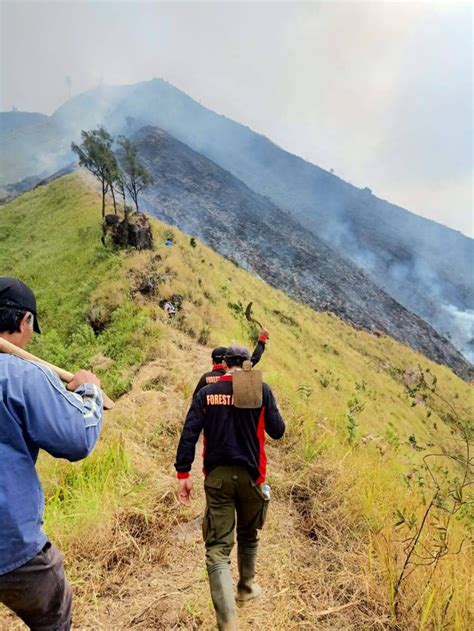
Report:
1,172,472,629
41,440,131,545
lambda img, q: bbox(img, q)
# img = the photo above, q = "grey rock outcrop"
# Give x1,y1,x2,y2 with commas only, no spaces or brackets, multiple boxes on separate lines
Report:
104,212,153,250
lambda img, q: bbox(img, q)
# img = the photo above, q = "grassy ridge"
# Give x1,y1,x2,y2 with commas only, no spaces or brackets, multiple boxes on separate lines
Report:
0,175,163,397
0,173,472,629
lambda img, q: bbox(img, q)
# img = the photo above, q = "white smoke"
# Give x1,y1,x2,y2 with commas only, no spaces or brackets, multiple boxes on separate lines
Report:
440,304,474,363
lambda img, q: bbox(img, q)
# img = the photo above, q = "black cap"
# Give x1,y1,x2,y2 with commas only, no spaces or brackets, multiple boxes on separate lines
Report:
212,346,228,362
0,277,41,334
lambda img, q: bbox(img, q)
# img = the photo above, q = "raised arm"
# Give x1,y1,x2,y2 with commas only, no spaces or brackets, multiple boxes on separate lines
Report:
250,328,269,367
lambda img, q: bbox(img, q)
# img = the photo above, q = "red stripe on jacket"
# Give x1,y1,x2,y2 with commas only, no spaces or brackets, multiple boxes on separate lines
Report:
256,405,267,483
202,433,207,475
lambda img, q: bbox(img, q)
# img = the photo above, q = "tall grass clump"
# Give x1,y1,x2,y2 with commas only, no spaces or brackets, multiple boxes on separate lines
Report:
41,440,131,547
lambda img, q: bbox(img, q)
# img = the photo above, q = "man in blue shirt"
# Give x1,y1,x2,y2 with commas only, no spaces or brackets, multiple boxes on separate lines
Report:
0,278,104,630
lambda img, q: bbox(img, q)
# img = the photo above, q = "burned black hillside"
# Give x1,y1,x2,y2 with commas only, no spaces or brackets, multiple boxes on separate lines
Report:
133,126,472,380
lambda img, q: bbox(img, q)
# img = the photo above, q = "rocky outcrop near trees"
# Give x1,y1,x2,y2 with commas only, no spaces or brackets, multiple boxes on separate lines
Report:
103,212,153,250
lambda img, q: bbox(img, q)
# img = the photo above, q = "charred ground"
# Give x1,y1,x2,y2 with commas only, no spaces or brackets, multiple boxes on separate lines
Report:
133,126,472,380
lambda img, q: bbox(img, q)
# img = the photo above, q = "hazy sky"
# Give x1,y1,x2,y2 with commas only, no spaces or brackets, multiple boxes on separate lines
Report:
1,1,472,236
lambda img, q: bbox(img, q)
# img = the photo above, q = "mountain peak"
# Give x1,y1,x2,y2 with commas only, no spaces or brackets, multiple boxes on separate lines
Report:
2,79,472,366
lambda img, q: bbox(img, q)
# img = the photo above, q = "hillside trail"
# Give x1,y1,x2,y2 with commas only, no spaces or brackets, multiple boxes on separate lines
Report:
1,328,373,630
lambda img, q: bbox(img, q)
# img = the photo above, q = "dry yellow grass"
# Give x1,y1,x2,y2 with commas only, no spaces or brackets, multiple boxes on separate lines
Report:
0,173,472,630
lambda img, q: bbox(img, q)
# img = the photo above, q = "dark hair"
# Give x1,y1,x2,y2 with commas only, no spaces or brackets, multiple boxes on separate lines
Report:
225,355,244,368
224,344,250,368
0,307,28,333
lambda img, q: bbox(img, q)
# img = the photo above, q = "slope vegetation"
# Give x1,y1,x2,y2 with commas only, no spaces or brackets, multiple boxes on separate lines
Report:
135,125,470,380
0,174,472,630
2,79,472,360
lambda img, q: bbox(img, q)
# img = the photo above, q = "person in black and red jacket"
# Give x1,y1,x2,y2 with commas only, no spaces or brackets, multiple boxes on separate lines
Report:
192,329,269,397
175,345,285,630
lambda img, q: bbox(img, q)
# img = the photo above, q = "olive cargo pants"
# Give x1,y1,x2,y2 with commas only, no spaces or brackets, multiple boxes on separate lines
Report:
202,465,269,567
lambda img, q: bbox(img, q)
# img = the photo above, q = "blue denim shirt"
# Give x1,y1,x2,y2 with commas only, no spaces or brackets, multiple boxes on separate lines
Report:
0,354,103,575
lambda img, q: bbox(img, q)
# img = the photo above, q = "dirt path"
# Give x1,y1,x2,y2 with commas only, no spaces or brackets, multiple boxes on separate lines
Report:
74,334,319,630
1,332,376,630
76,488,318,630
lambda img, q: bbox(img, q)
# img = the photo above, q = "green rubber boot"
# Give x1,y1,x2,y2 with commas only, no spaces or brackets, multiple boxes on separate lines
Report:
236,547,262,605
208,563,239,630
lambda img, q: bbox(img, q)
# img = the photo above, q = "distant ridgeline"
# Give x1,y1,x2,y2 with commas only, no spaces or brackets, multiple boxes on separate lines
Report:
0,78,472,368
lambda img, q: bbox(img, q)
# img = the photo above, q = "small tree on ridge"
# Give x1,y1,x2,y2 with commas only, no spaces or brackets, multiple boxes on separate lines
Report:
117,136,152,213
71,127,119,217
